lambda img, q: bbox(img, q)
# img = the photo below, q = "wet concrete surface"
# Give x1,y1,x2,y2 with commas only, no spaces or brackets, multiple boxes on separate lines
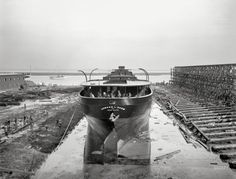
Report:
32,103,236,179
32,118,87,179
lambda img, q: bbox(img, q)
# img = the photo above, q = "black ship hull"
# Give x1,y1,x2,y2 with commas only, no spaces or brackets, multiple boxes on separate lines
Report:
80,95,152,164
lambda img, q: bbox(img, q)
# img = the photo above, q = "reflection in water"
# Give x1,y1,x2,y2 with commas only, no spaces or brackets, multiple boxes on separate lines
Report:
84,108,151,165
83,164,151,179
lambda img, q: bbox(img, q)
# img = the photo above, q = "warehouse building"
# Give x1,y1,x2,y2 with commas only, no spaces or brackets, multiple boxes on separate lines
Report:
0,73,28,91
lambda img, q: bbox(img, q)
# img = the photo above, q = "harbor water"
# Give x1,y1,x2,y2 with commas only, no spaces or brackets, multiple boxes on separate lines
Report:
28,75,170,86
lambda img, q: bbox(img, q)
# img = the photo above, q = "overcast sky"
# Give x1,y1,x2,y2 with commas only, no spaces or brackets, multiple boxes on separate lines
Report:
0,0,235,71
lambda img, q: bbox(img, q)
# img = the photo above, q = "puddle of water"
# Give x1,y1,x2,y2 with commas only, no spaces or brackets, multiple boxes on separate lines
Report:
32,103,236,179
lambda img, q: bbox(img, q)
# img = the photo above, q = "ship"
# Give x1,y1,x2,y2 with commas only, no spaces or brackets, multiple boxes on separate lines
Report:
79,66,153,164
49,74,65,80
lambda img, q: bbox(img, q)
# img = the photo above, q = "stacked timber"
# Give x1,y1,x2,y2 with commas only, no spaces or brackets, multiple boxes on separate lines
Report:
154,85,236,169
171,64,236,105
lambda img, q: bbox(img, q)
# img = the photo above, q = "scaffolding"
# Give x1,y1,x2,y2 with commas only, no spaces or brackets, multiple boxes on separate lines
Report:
171,63,236,105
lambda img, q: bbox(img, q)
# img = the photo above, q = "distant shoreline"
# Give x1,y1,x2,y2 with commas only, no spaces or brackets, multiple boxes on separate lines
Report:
25,72,170,76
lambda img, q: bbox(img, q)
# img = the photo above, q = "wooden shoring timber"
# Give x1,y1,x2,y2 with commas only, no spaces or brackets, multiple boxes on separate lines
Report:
189,114,236,121
171,95,191,101
166,101,189,123
184,111,215,117
229,160,236,169
201,126,236,133
170,101,195,107
210,111,236,117
206,131,236,138
210,109,236,114
174,106,206,110
191,122,210,142
207,106,233,110
182,108,236,115
208,136,236,144
171,100,198,105
166,97,181,101
189,116,219,122
153,150,181,161
175,100,182,106
174,102,198,105
190,116,234,122
220,152,236,160
197,122,236,128
193,118,236,125
187,113,236,119
178,108,209,114
187,114,219,120
172,107,189,123
174,111,189,123
197,113,236,118
192,118,236,125
211,143,236,152
174,102,194,107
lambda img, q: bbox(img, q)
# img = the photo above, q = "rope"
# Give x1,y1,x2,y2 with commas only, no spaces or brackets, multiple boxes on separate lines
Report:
57,107,76,148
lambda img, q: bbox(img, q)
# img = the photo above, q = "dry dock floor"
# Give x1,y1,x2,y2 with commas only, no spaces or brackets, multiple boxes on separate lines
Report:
33,103,236,179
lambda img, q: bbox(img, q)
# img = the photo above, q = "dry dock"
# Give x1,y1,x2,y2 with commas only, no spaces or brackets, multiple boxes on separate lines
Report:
154,85,236,170
154,63,236,169
32,102,236,179
1,63,236,178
